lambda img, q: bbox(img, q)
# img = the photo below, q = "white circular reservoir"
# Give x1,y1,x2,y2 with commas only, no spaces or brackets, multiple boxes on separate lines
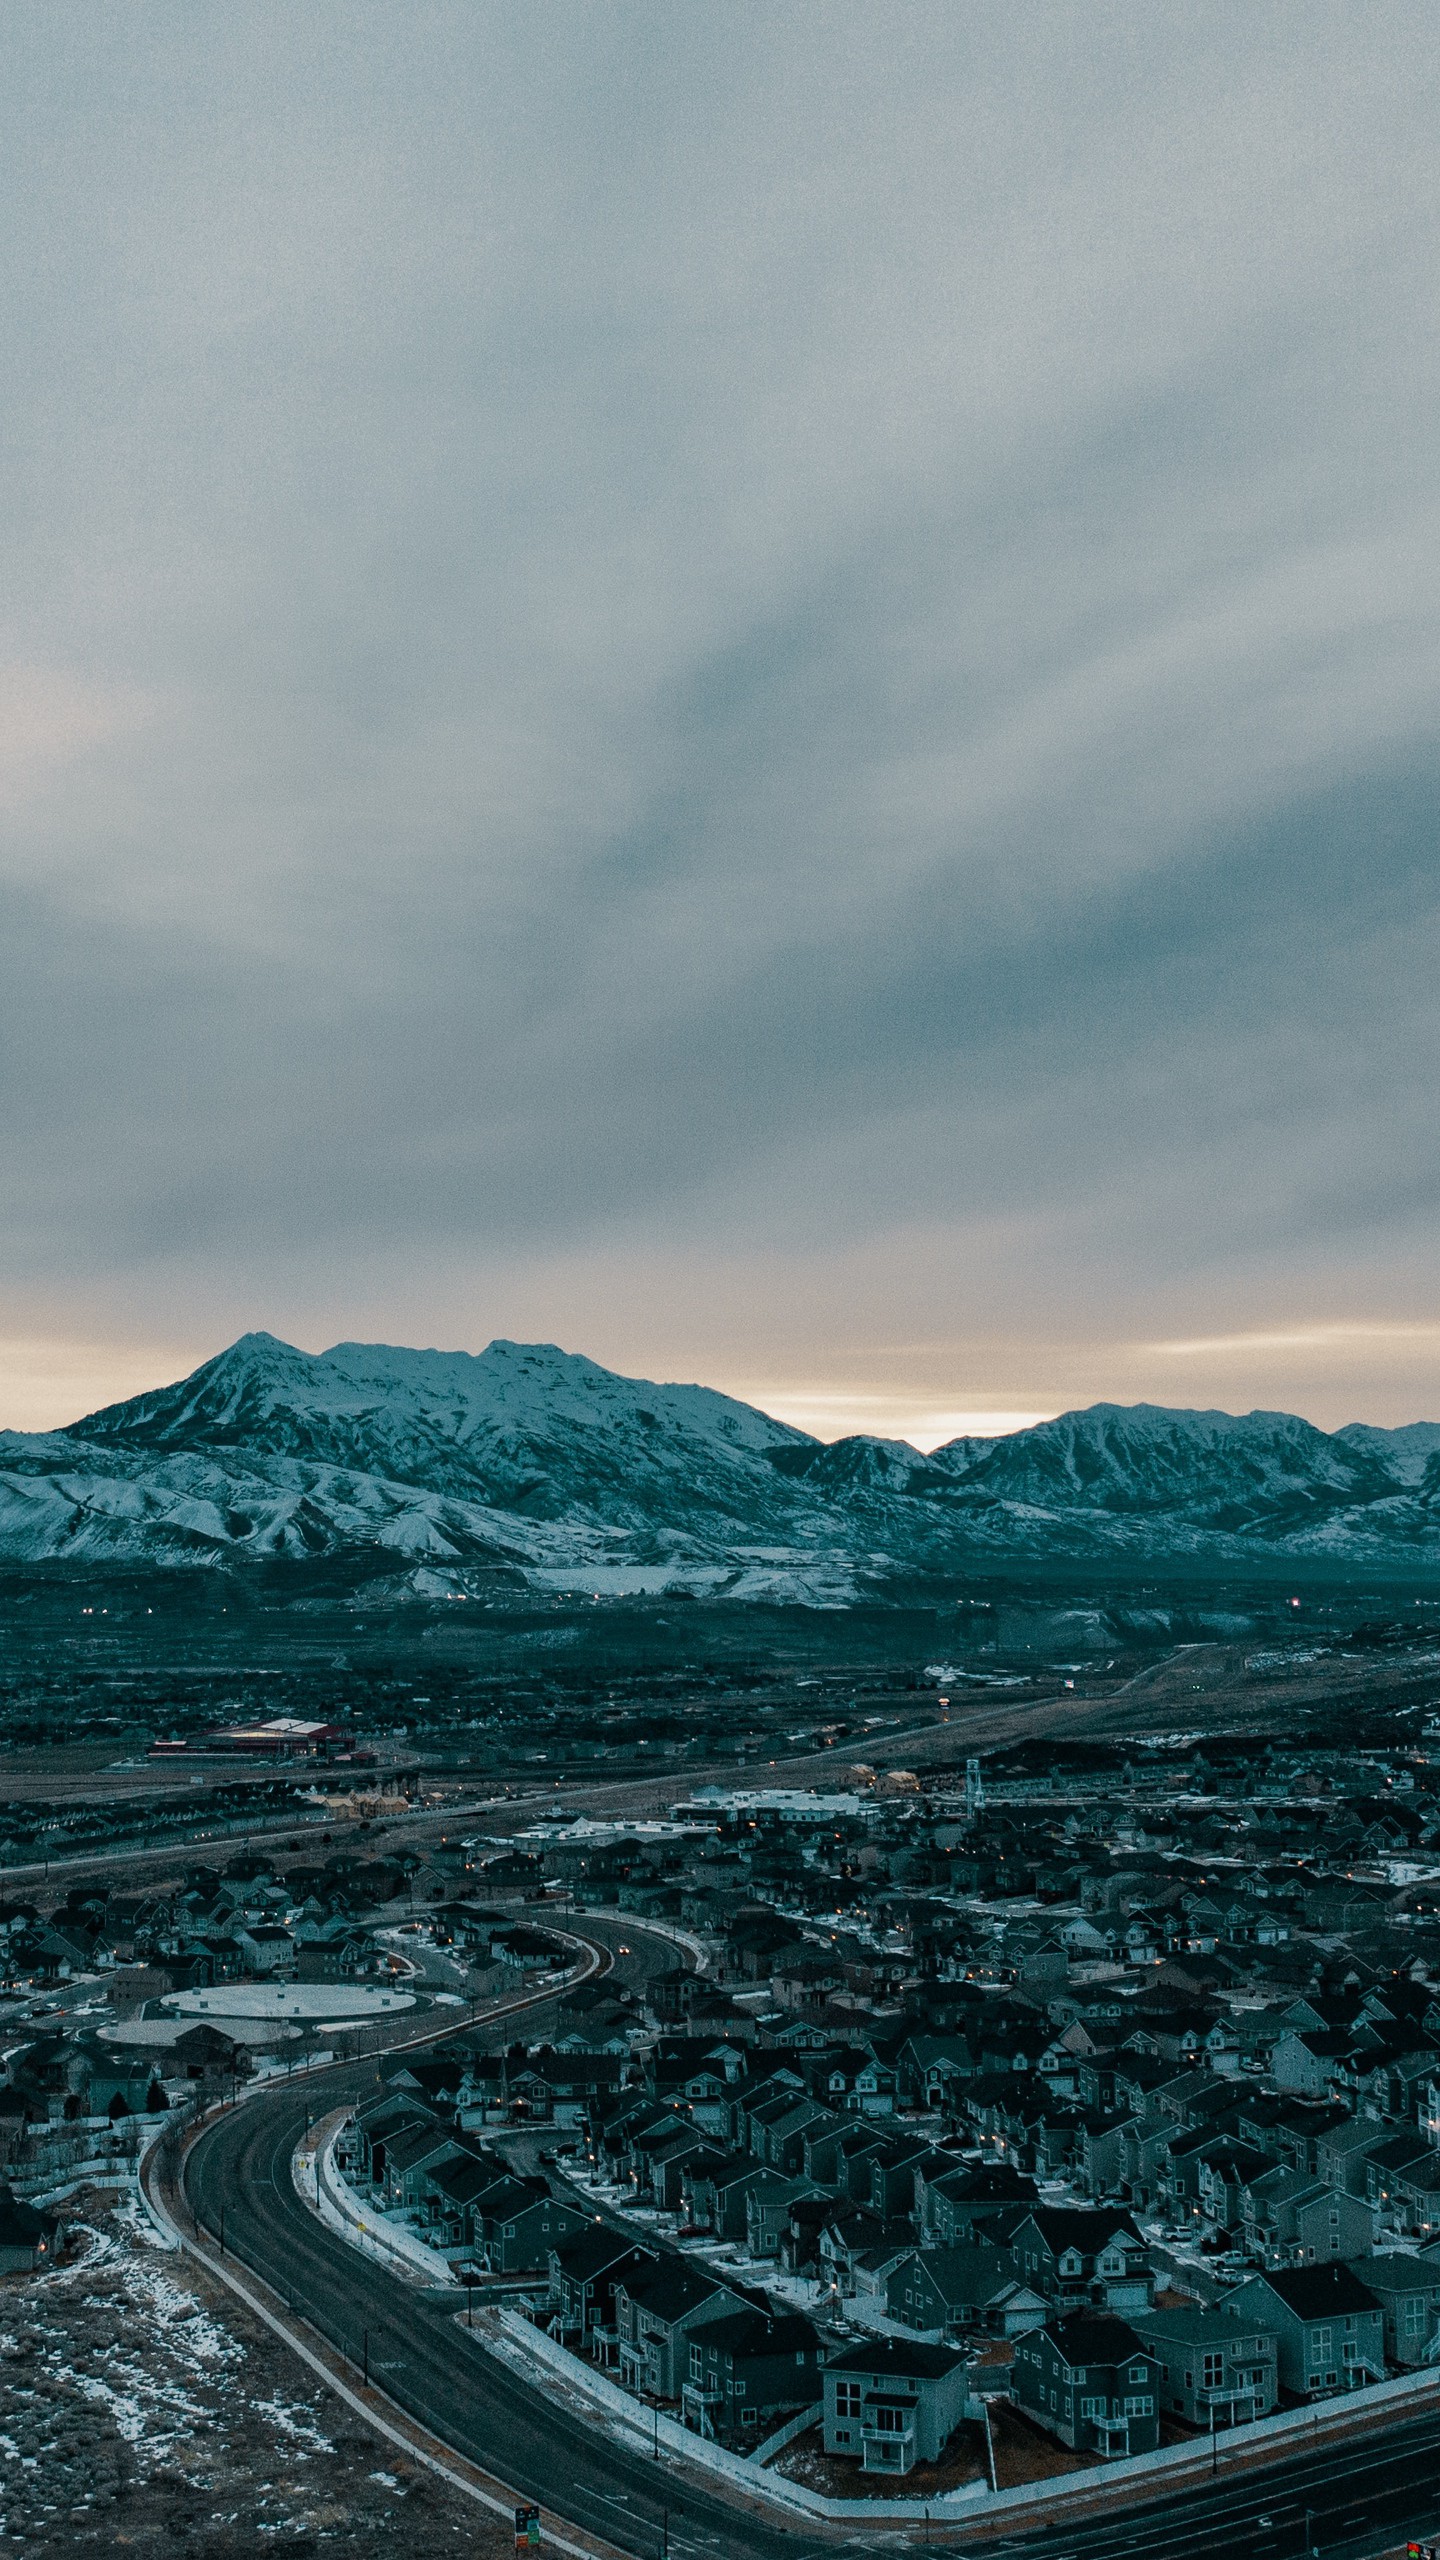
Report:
162,1982,418,2026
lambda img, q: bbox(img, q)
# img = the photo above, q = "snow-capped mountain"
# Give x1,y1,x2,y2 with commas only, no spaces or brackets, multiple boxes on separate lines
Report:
3,1331,1440,1588
72,1331,810,1523
1335,1418,1440,1485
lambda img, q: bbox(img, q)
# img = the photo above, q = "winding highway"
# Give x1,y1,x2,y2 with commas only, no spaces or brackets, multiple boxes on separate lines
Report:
183,1918,831,2560
179,1916,1440,2560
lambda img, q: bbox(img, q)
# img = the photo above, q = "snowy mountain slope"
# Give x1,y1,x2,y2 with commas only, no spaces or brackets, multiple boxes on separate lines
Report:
71,1332,812,1530
1336,1419,1440,1485
0,1437,611,1572
943,1403,1395,1527
3,1334,1440,1580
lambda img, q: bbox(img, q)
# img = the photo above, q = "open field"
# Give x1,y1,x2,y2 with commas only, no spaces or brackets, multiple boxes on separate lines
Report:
0,2200,502,2557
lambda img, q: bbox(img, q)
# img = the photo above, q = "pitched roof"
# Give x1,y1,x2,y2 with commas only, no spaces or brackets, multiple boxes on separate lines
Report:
825,2335,967,2381
1348,2253,1440,2300
0,2184,55,2250
1020,2206,1139,2250
898,2243,1016,2305
1041,2309,1150,2365
551,2229,653,2284
1133,2303,1276,2348
693,2309,822,2361
616,2260,730,2324
1249,2262,1382,2319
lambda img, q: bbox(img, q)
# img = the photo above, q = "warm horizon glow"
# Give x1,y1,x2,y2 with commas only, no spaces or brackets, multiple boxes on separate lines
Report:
1153,1323,1440,1357
5,1311,1440,1450
747,1391,1058,1451
0,1336,205,1436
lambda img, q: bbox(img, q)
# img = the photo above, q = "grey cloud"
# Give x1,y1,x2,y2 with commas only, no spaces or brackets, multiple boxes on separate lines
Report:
2,1,1440,1390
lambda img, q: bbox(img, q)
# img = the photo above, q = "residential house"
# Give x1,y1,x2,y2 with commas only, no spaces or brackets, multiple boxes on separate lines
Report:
921,2164,1038,2245
1133,2302,1278,2428
1011,2311,1161,2459
1009,2209,1154,2315
615,2260,742,2401
1365,2135,1435,2220
821,2336,972,2476
1241,2165,1375,2265
478,2181,590,2273
1392,2151,1440,2240
1348,2251,1440,2367
684,2309,826,2446
886,2243,1047,2341
0,2184,59,2273
549,2232,654,2364
1224,2263,1385,2397
746,2176,826,2260
235,1924,294,1977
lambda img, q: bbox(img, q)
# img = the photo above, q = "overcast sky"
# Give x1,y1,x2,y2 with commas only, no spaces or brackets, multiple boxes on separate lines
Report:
3,3,1440,1443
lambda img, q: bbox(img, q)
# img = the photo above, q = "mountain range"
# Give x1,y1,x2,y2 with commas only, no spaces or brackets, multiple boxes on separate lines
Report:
3,1330,1440,1599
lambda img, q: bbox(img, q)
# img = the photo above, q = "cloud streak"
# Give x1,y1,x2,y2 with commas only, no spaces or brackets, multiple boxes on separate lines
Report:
2,3,1440,1429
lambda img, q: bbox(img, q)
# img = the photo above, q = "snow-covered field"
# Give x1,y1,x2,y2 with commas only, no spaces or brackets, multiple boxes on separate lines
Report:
0,2201,503,2555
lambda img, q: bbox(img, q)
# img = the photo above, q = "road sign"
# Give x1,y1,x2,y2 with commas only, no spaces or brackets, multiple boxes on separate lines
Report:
515,2503,541,2551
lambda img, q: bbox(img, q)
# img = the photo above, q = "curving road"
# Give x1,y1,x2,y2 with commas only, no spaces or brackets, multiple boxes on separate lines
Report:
185,1918,832,2560
183,1917,1440,2560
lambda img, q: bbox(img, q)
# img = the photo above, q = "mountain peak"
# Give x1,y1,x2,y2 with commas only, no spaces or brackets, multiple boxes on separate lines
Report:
11,1335,1439,1578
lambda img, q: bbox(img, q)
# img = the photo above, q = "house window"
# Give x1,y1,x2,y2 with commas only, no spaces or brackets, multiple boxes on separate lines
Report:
1124,2395,1153,2416
1202,2353,1225,2389
1079,2395,1105,2417
835,2382,862,2419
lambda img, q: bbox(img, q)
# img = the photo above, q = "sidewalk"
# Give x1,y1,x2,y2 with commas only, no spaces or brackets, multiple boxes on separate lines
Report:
295,2113,457,2287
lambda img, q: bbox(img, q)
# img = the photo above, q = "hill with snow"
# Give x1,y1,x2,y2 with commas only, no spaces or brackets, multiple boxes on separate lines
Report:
2,1332,1440,1592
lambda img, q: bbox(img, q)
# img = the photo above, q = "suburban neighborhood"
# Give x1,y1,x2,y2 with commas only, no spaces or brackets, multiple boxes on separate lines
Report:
13,1728,1440,2499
